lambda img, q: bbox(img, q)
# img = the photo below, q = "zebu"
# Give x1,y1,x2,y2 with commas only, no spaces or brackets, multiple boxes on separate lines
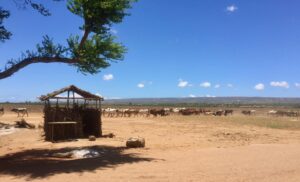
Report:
116,109,129,117
179,109,198,116
102,108,117,117
241,110,255,115
224,110,233,116
124,109,139,117
213,110,224,116
11,108,28,117
0,107,4,116
171,108,185,115
149,109,169,117
139,109,150,117
267,110,277,116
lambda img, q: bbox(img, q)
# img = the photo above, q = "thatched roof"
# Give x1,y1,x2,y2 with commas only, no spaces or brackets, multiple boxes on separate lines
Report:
40,85,103,101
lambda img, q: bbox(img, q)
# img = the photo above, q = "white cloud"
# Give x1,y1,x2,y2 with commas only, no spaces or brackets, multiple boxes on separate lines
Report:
254,83,265,91
227,83,233,88
295,83,300,88
110,29,118,34
189,94,196,98
270,81,289,88
205,94,216,98
137,83,145,88
226,5,238,13
200,82,211,88
214,84,221,89
103,74,114,81
137,81,153,88
178,79,189,88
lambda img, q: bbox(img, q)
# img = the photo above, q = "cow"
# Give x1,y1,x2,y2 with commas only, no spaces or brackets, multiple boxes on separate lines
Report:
203,110,214,116
116,109,129,117
170,108,185,115
102,108,117,117
224,110,234,116
179,109,199,116
11,108,28,117
0,107,4,116
179,109,194,116
124,109,139,117
139,109,150,117
276,110,298,117
213,110,224,116
267,110,277,116
241,110,252,115
149,109,169,117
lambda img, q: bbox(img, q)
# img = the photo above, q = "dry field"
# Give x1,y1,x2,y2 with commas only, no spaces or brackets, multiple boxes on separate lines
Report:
1,108,300,182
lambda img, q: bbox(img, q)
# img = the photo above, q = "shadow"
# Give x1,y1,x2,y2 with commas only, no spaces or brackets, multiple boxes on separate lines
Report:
0,145,155,179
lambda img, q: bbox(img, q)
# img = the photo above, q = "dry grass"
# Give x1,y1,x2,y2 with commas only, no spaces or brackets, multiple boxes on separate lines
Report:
154,115,300,130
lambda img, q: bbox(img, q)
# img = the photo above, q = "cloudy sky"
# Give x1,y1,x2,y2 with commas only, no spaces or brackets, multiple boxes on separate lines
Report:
1,0,300,101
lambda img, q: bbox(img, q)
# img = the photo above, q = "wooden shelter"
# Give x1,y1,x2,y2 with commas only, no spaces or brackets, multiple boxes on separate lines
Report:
40,85,103,141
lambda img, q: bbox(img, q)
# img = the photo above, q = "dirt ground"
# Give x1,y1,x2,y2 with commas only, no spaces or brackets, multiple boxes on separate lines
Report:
1,111,300,182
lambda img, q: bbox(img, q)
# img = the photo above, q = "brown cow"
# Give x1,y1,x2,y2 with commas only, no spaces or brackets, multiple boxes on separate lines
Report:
241,110,251,115
224,110,233,116
124,109,139,117
0,107,4,116
149,109,169,117
213,110,224,116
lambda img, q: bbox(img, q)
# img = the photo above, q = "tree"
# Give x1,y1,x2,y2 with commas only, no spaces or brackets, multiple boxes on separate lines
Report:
0,0,137,79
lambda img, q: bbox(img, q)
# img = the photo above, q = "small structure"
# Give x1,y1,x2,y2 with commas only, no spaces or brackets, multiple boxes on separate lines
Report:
40,85,103,141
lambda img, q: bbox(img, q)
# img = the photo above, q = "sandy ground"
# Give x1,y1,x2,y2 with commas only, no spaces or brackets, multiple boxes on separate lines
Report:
1,112,300,182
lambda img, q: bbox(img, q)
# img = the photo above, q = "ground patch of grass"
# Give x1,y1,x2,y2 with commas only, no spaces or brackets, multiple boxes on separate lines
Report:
154,115,300,130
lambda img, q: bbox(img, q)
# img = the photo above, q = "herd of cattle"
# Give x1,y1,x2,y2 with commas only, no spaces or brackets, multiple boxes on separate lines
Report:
0,107,299,118
101,108,300,118
102,108,233,117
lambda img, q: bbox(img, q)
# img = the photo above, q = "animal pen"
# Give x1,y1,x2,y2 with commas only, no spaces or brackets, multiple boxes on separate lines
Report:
40,85,103,141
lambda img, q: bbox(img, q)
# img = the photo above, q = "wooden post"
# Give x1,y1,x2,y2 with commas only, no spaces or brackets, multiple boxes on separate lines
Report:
99,99,102,136
72,91,75,107
67,91,70,109
52,124,54,142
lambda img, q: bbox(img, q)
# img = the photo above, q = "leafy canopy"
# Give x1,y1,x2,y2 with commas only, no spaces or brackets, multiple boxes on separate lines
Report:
0,0,137,79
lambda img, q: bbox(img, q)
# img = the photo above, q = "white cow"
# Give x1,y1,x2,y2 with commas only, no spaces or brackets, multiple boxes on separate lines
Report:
11,108,28,117
102,108,117,117
139,109,149,117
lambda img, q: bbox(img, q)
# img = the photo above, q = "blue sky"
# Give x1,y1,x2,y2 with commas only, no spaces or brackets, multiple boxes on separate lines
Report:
1,0,300,101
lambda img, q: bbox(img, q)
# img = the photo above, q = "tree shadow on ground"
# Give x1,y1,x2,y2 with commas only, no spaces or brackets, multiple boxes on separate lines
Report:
0,145,155,179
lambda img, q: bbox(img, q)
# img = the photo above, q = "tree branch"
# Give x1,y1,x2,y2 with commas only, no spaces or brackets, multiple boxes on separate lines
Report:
0,57,78,80
79,29,90,50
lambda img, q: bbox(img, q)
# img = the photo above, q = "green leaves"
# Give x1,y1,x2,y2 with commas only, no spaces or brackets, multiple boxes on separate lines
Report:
34,0,135,74
0,0,137,79
36,35,68,57
67,0,136,34
67,34,126,74
65,0,135,74
0,8,12,42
